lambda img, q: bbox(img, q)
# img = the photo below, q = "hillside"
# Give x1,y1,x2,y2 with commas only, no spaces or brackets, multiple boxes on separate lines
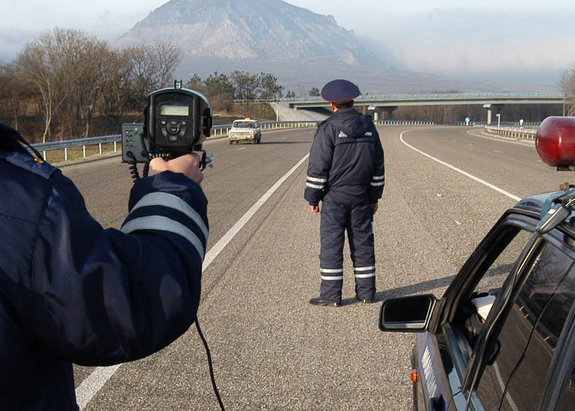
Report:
117,0,381,65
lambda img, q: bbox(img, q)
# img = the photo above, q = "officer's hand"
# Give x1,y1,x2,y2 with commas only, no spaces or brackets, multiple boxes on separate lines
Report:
149,154,204,184
310,205,320,214
370,202,379,214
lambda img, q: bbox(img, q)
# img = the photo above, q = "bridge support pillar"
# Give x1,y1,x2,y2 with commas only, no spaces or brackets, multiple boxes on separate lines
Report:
384,106,398,121
368,106,397,123
483,104,504,125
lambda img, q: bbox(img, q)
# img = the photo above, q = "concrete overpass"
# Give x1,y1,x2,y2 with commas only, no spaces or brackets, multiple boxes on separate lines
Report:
286,92,565,124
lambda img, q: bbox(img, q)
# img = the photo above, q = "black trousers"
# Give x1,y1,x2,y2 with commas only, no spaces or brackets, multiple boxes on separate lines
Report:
319,195,376,303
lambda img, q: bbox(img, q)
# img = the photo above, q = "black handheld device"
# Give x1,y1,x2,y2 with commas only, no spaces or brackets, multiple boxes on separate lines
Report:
122,82,213,179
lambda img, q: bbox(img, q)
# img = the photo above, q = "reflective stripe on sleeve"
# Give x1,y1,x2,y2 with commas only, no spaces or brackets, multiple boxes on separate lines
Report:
306,176,327,190
370,181,385,187
307,176,327,183
306,182,324,190
121,216,205,259
130,192,209,241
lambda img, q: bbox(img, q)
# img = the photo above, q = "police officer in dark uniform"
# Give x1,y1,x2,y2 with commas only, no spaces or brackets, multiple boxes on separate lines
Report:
0,123,208,410
305,79,385,306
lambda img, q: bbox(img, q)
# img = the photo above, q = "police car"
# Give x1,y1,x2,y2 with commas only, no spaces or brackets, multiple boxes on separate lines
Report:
379,116,575,411
228,118,262,144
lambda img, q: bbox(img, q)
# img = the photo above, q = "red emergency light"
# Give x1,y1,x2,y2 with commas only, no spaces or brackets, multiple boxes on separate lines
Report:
536,116,575,169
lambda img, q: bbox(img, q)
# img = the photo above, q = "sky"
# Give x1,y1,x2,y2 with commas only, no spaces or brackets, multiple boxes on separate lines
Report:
1,0,574,89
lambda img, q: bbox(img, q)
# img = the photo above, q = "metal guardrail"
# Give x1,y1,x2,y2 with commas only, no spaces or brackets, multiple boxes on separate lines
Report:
375,120,435,126
31,121,321,162
32,121,538,163
485,126,538,140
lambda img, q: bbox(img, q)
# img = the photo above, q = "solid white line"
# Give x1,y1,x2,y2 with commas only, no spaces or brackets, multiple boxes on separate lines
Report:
400,130,521,202
75,153,310,409
76,365,121,409
202,153,309,268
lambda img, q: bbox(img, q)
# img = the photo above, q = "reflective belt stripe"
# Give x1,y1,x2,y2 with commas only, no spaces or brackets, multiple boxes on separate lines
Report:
121,216,205,259
130,192,209,241
306,182,324,190
355,273,376,279
354,266,376,272
307,176,327,183
321,275,344,281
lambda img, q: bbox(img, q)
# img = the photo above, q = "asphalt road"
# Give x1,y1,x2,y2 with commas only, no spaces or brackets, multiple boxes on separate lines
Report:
62,125,569,410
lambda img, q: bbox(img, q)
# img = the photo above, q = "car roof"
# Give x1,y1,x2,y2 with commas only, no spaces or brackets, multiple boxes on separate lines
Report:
513,189,575,239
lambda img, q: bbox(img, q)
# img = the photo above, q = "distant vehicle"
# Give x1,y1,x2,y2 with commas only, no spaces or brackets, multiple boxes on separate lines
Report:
228,118,261,144
379,116,575,411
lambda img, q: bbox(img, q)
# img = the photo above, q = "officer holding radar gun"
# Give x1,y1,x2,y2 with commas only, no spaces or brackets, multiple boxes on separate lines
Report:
0,84,211,410
305,79,385,307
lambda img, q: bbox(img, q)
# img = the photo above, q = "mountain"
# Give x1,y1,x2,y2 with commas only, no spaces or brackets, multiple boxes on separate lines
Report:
116,0,382,66
115,0,555,94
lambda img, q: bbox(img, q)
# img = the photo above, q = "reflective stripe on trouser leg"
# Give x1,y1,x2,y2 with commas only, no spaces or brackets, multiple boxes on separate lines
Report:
319,199,347,303
347,200,376,300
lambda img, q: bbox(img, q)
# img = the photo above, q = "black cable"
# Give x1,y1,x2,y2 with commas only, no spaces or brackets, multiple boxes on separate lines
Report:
195,319,225,411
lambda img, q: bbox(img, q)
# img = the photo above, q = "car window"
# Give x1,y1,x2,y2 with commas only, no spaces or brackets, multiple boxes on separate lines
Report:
476,241,575,411
450,227,533,361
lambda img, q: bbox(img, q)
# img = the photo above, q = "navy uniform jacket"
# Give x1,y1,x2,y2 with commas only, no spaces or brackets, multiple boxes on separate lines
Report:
305,107,385,205
0,146,208,410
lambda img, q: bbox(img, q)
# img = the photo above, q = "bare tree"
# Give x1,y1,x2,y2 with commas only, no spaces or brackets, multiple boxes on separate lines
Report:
0,63,34,130
561,66,575,116
17,28,73,142
99,48,136,125
58,31,113,137
124,42,182,108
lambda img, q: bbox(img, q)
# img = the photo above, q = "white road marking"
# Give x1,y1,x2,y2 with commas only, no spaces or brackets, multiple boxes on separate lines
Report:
400,130,521,201
466,128,535,146
75,153,311,409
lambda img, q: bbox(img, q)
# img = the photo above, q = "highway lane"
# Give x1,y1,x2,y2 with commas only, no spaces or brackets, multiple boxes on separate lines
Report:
62,125,567,410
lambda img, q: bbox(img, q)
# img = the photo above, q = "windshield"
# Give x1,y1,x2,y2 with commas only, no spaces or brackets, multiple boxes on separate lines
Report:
233,122,255,128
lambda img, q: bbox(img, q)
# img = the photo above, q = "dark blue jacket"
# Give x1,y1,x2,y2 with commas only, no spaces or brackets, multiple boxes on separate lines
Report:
0,131,208,409
305,107,385,205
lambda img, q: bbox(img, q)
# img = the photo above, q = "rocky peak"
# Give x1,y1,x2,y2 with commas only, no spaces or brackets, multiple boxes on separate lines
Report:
116,0,381,65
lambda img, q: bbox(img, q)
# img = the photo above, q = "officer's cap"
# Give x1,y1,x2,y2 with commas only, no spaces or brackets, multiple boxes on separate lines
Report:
320,79,360,103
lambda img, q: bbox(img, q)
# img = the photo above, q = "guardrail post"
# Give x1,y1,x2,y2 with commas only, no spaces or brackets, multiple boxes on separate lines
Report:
99,143,102,155
83,146,86,158
64,147,68,162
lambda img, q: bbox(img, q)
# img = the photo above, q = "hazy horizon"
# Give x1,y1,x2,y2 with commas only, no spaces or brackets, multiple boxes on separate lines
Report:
1,0,573,90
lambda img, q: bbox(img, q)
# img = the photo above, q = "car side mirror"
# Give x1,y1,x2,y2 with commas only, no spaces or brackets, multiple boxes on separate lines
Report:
379,294,437,332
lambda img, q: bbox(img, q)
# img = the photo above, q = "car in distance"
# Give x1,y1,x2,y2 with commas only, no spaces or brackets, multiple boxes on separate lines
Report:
228,118,261,144
379,116,575,411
